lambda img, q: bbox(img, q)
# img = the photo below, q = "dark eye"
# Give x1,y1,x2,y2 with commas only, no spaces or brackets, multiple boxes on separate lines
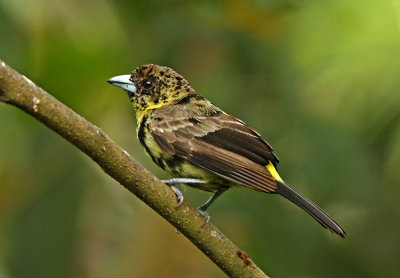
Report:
142,80,153,90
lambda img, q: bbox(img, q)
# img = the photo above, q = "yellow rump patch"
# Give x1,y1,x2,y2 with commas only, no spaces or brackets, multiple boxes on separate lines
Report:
266,161,283,182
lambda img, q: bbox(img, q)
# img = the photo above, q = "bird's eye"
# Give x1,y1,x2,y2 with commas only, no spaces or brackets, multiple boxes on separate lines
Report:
142,80,153,90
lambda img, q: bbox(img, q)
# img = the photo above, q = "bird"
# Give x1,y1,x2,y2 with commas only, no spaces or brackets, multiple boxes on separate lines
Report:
107,64,346,238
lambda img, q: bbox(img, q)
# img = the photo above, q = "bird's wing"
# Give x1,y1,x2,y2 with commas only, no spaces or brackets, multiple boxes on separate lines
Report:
150,105,279,192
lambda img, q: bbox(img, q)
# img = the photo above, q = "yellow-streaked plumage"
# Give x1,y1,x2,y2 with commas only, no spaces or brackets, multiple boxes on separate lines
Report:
107,64,346,238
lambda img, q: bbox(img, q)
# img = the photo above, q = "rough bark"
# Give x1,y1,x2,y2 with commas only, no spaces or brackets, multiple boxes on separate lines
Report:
0,59,269,278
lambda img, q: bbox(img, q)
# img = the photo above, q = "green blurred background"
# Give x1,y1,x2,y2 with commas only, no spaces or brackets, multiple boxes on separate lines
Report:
1,0,400,277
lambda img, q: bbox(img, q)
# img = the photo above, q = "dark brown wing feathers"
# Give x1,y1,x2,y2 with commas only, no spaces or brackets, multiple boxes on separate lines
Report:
151,105,279,192
199,128,276,166
150,102,347,237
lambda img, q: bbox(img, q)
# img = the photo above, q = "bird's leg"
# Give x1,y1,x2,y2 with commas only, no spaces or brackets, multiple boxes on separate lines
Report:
161,178,206,207
197,188,227,224
162,178,206,184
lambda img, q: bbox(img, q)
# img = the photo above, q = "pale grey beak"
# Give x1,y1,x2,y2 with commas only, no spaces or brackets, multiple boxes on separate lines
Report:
107,74,137,94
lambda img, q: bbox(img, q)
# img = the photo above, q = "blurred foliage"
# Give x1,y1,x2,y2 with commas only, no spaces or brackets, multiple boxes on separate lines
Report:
1,0,400,277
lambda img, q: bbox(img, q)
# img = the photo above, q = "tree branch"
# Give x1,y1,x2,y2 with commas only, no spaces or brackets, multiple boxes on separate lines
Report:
0,59,269,278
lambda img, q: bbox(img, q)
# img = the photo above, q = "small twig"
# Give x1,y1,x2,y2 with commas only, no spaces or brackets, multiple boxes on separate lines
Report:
0,59,269,278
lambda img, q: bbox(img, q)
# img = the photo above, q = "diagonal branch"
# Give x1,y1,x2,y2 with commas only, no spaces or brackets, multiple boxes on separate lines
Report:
0,59,269,278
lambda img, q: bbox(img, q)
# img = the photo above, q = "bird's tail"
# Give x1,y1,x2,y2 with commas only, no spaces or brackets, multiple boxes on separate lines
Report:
275,181,346,238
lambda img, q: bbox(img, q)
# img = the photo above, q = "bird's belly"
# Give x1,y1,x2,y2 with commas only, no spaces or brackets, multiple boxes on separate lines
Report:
173,161,232,192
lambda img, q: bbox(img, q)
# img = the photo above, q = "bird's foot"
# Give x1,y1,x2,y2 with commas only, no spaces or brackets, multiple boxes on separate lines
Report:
169,185,184,207
162,178,206,208
162,178,213,224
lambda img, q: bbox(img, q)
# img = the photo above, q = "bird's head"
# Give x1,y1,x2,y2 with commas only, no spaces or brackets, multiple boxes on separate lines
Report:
107,64,195,112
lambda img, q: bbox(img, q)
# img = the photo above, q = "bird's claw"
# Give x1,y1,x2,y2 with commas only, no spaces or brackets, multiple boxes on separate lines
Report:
197,207,210,224
170,185,184,207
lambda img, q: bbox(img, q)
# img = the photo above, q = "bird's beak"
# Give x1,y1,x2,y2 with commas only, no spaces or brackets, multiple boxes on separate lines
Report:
107,75,137,94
